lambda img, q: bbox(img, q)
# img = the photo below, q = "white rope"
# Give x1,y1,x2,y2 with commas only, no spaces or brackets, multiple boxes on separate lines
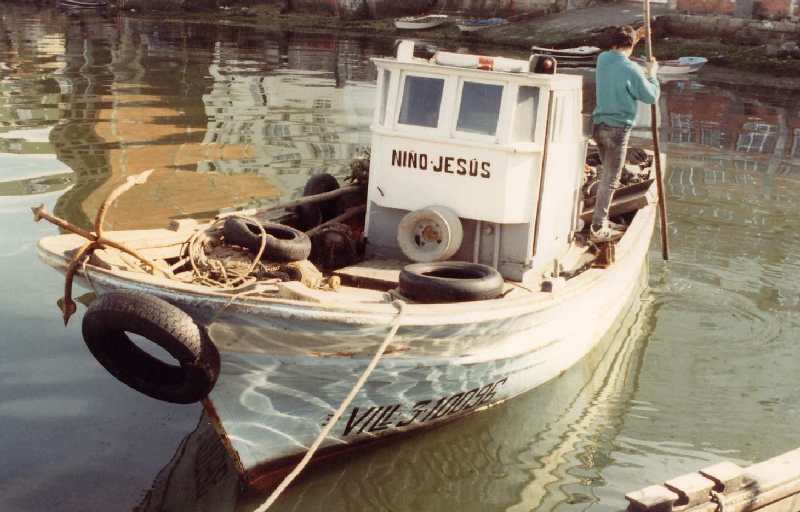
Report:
254,300,407,512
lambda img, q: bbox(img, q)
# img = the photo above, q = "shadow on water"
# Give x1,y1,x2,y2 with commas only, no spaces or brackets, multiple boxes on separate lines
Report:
2,3,800,512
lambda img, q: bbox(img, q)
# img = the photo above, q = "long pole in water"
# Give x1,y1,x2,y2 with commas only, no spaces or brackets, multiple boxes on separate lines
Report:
643,0,670,260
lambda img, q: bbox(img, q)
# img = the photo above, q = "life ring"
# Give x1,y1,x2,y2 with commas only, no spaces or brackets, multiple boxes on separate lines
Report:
82,292,220,404
296,173,340,231
223,218,312,262
397,205,463,262
399,261,504,303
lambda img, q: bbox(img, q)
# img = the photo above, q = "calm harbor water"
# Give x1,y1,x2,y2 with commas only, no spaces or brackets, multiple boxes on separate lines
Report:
1,4,799,511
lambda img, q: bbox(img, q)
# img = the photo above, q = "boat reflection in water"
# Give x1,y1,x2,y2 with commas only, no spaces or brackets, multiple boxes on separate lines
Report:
136,273,653,512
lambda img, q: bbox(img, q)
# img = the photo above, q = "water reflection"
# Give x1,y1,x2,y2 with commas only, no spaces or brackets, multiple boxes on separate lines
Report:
2,4,800,512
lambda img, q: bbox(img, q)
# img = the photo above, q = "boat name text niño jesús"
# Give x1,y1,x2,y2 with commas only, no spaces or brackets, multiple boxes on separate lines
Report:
391,149,491,178
322,377,508,436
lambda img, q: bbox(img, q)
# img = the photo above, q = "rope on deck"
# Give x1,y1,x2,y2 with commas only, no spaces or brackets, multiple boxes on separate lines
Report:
254,300,407,512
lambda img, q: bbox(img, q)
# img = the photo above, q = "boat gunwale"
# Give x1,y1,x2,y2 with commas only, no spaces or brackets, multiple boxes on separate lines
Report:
36,201,656,326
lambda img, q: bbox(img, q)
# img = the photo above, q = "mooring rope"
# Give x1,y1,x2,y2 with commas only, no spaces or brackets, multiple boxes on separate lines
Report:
254,300,407,512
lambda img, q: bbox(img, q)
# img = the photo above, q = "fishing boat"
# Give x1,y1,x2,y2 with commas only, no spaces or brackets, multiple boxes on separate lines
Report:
394,14,449,30
531,45,601,68
36,40,662,491
632,55,708,75
457,17,508,32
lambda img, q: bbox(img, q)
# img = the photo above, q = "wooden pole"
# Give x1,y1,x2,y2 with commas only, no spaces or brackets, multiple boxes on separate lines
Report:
643,0,670,261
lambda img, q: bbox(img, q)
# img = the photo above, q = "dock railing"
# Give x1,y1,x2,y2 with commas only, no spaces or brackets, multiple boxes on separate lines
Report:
626,448,800,512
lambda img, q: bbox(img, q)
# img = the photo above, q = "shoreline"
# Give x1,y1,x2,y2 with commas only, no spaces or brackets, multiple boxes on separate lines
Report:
132,5,800,89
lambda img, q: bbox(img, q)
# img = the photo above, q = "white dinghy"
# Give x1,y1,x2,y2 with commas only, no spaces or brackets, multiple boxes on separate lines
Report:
632,55,707,75
36,40,661,491
394,14,449,30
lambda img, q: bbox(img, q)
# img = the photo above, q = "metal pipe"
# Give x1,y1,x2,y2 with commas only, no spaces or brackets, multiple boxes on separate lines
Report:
532,91,555,256
492,223,501,269
472,220,481,263
304,205,367,237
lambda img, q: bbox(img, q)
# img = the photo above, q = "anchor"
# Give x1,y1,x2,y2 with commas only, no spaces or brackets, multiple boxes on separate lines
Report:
32,170,164,325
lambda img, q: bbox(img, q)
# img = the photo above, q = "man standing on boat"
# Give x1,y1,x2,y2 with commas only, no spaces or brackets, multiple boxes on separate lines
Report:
590,25,659,243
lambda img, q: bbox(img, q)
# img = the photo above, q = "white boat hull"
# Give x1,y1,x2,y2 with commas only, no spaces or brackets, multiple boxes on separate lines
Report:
37,200,656,489
394,15,448,30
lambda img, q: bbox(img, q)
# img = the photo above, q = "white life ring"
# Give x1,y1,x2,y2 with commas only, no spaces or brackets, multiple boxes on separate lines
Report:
397,206,464,262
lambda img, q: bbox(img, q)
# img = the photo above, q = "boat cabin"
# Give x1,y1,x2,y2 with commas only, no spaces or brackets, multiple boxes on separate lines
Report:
364,41,586,283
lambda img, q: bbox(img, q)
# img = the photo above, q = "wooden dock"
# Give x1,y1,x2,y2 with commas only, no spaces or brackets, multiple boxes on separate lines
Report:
626,448,800,512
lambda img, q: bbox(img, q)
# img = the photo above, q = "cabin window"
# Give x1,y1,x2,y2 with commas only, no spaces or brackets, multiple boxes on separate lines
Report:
550,95,576,143
378,69,390,125
398,75,444,128
456,81,503,136
513,86,540,142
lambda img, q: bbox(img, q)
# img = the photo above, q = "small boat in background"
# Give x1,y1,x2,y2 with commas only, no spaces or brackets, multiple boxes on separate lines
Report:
394,14,449,30
457,17,508,32
58,0,109,7
531,45,601,68
632,56,707,75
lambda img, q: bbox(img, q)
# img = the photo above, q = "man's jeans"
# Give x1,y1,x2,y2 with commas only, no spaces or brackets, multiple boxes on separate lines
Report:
591,122,632,229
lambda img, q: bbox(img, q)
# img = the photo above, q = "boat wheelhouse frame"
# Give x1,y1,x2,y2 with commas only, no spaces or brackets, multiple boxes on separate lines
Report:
365,42,586,283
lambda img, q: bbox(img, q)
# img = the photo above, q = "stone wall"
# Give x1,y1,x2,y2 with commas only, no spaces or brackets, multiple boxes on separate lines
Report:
280,0,433,18
656,12,800,43
675,0,797,20
435,0,556,15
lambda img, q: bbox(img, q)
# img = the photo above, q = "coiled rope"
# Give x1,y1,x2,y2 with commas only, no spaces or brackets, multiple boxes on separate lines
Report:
254,300,406,512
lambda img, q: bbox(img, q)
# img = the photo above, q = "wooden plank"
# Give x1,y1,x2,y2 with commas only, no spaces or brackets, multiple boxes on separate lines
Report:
663,473,715,508
334,259,405,291
625,449,800,512
699,461,746,493
625,485,679,512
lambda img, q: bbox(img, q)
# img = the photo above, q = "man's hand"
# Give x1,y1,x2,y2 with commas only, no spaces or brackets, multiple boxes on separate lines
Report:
645,58,659,78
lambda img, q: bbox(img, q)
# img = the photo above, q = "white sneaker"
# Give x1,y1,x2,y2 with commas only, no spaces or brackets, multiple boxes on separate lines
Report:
590,222,624,243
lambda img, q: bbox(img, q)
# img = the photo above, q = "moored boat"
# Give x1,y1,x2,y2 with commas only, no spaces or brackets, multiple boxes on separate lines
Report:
632,55,708,75
531,45,601,68
394,14,449,30
57,0,109,8
36,40,662,491
457,17,508,32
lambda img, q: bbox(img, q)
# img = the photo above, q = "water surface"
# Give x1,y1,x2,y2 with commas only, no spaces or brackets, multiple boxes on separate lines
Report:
1,5,799,511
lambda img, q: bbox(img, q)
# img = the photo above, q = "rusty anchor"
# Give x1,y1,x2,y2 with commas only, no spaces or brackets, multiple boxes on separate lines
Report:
32,170,164,325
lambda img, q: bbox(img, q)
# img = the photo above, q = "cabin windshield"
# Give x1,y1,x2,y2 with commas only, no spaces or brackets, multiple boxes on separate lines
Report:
512,85,541,143
398,75,444,128
456,81,503,136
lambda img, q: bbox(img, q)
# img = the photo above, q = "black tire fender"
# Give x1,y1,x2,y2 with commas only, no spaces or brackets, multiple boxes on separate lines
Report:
82,292,220,404
223,218,312,262
399,262,505,303
296,173,340,230
310,223,357,271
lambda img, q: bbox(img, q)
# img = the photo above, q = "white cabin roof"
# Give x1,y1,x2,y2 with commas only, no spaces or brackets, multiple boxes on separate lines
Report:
370,56,582,91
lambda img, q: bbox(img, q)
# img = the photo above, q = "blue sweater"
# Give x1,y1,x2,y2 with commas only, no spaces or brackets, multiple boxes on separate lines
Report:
592,50,660,128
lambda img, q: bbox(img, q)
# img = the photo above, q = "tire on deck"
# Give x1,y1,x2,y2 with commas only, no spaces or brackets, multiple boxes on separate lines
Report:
296,173,341,230
223,218,312,262
82,292,220,404
399,262,504,303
